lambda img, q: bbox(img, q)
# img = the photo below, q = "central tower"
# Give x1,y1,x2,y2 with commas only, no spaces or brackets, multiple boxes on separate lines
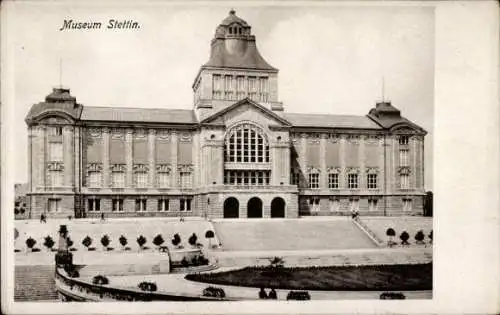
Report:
192,10,283,121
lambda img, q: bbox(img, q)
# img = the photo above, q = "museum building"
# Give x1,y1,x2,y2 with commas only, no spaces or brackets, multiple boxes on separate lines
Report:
24,10,427,219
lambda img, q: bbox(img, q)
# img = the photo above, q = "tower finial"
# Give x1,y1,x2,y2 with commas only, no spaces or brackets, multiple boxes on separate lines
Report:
230,8,236,15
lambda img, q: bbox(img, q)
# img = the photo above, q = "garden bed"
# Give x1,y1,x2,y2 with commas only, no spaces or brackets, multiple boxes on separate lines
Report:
185,263,432,291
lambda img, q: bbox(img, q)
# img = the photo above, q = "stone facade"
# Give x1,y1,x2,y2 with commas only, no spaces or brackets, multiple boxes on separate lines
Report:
24,11,427,220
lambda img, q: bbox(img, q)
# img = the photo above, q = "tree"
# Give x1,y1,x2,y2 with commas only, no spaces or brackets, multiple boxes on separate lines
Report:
26,237,36,252
137,235,147,250
269,256,285,269
43,235,55,251
414,230,425,244
428,230,433,244
188,233,198,247
205,230,215,248
400,231,410,246
172,233,181,247
100,235,110,250
119,235,128,250
386,228,396,247
153,234,165,249
82,236,92,250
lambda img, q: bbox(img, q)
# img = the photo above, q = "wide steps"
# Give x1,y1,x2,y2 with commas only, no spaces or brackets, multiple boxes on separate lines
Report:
15,265,58,301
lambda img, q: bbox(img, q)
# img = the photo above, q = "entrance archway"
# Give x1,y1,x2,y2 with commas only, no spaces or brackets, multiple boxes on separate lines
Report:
223,197,239,218
271,197,286,218
247,197,263,218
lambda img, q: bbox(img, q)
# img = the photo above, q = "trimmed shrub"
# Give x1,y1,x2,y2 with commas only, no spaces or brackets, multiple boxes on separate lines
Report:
137,235,147,249
188,233,198,246
286,291,310,300
172,233,181,247
153,234,165,249
92,275,109,285
414,230,425,244
428,230,433,243
202,286,225,298
138,281,157,292
43,236,55,251
100,235,110,250
82,236,92,250
400,231,410,245
119,235,128,249
25,237,36,251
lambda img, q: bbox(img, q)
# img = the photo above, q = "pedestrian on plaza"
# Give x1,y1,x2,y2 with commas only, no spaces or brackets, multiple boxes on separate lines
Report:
259,287,268,299
100,213,105,221
269,288,277,299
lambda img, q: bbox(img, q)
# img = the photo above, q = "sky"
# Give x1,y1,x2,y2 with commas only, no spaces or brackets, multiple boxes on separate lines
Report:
4,3,434,189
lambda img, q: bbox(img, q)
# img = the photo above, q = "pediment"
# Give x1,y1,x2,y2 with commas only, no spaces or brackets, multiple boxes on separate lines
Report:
390,122,424,134
200,98,291,128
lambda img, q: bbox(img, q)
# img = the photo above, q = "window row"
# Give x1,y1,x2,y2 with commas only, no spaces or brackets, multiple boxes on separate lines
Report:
86,171,193,189
292,173,379,189
213,75,269,102
87,198,192,212
224,170,271,186
307,198,412,212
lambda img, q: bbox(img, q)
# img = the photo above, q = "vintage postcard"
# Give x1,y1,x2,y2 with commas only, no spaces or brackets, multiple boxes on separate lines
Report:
1,1,498,314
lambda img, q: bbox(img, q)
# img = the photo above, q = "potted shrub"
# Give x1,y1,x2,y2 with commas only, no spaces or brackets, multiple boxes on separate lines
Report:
119,235,130,251
82,236,95,251
202,286,225,298
25,237,36,252
428,230,433,244
205,230,215,248
101,235,111,251
400,231,410,246
137,235,147,250
171,233,182,248
153,234,165,250
188,233,198,247
386,228,396,247
414,230,425,245
138,281,157,292
43,235,55,252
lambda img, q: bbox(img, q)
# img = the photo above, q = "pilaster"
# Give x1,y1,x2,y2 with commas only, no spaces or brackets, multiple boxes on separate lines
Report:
103,128,110,187
36,126,46,189
320,134,327,188
125,129,133,187
63,126,74,188
339,135,346,189
148,129,156,188
171,131,178,188
412,136,417,189
300,133,307,173
359,135,365,189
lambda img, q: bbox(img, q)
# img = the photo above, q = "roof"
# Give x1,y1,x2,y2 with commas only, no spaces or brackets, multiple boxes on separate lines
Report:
80,107,197,124
283,113,382,129
220,10,249,27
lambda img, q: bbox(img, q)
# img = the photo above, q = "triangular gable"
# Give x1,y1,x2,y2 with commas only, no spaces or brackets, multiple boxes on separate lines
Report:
200,98,292,126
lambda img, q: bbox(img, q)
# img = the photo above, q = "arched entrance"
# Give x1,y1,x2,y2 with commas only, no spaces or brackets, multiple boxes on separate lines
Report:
223,197,239,218
271,197,286,218
247,197,263,218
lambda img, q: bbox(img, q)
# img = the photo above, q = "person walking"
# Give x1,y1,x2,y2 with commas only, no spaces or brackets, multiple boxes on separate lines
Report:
100,213,105,221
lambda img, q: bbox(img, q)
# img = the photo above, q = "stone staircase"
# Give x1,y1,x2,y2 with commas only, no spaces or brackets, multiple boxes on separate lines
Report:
15,265,58,301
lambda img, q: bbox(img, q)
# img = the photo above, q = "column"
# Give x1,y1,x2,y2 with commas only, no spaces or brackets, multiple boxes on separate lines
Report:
63,126,74,188
420,137,425,190
125,129,133,187
171,131,178,188
339,135,346,189
412,136,417,189
300,133,307,173
148,129,156,188
320,134,327,189
74,127,81,190
36,126,46,189
392,136,397,192
193,132,199,187
358,135,366,189
27,127,33,192
379,136,386,193
271,144,280,185
102,128,110,187
218,141,224,185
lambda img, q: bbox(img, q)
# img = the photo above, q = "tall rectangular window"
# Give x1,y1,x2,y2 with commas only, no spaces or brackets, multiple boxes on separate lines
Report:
48,171,63,187
348,174,358,189
158,199,169,211
179,172,192,188
328,173,339,189
291,171,300,185
88,172,102,188
111,172,125,188
135,199,147,212
259,77,269,102
236,76,245,99
367,174,378,189
48,126,62,136
329,198,340,212
403,198,412,211
400,174,410,189
112,199,124,212
135,172,148,188
399,149,409,166
180,198,192,211
224,75,234,100
49,143,63,161
158,172,170,188
48,198,61,212
399,135,409,145
368,198,378,211
212,74,222,100
88,198,101,212
248,77,257,101
308,173,320,189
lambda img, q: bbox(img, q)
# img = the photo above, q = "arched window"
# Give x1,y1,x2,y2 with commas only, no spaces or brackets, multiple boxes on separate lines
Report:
225,124,269,163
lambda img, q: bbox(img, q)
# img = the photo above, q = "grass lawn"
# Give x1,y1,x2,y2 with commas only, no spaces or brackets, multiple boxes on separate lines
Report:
185,263,432,291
